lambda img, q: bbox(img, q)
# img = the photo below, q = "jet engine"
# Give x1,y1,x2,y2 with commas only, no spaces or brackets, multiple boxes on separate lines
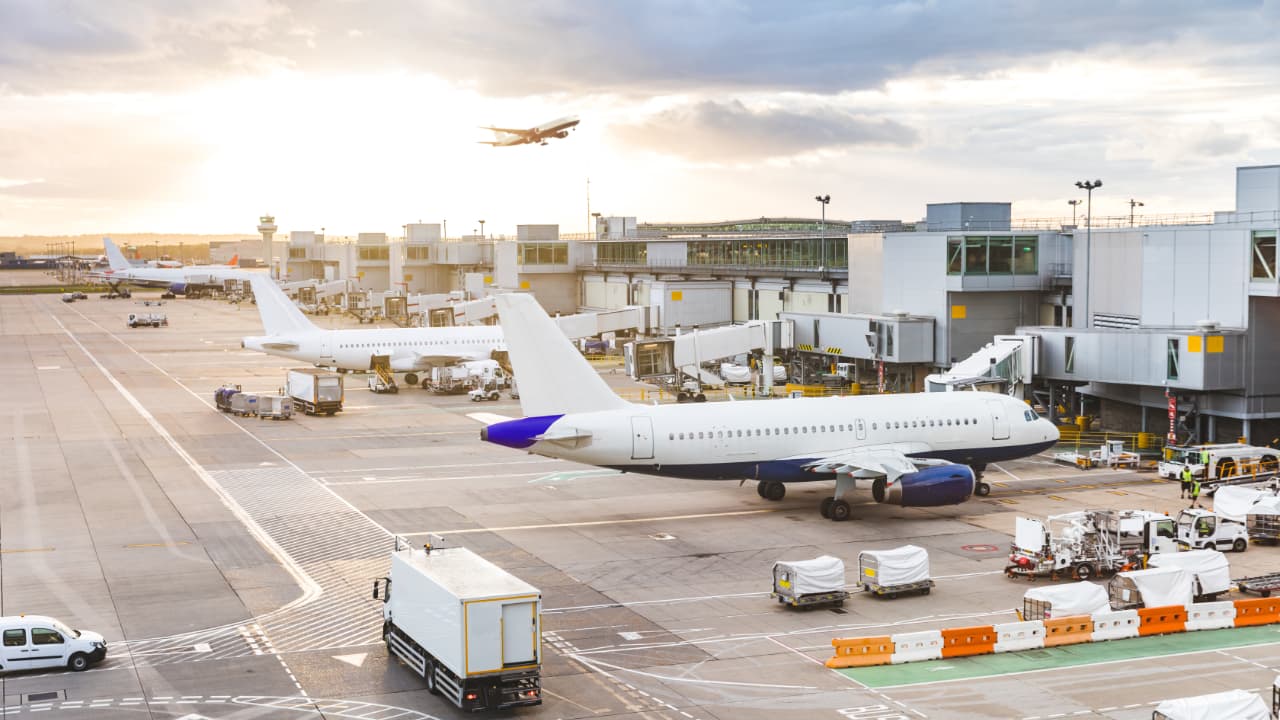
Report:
552,130,569,139
872,465,975,507
169,282,188,295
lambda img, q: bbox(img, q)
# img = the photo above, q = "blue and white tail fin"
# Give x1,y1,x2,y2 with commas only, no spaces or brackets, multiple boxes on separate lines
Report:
103,237,131,271
248,275,318,335
496,293,629,416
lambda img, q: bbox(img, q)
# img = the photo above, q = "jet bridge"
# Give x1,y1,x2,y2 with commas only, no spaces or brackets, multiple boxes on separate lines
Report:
925,334,1038,397
625,320,794,397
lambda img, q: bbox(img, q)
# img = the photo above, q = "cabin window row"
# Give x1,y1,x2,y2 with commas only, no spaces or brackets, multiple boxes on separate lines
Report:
338,338,497,349
667,417,981,441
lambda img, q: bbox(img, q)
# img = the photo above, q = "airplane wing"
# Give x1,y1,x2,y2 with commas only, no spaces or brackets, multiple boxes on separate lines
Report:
801,444,947,480
479,126,532,136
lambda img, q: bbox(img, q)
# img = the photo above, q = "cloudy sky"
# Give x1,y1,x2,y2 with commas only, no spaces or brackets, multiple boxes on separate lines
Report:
2,0,1279,237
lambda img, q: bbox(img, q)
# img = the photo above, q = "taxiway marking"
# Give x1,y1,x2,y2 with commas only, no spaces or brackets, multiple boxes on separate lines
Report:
406,508,781,535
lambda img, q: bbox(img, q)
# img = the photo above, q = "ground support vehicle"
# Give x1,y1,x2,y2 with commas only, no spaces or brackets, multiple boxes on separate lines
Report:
1053,440,1140,470
1175,508,1248,552
257,394,292,420
1148,549,1232,601
0,615,107,673
1021,581,1110,620
1247,495,1280,544
286,369,343,415
367,355,398,394
1006,509,1174,581
1155,689,1270,720
1235,572,1280,597
1108,566,1195,610
1158,443,1280,488
424,361,507,395
858,546,933,598
214,384,241,412
373,538,541,711
126,313,167,328
469,380,502,402
771,556,849,608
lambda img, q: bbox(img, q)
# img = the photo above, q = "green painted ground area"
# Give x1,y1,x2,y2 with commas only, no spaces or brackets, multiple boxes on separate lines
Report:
841,625,1280,688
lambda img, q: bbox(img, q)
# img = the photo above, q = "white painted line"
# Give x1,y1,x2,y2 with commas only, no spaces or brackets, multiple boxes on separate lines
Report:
408,508,780,536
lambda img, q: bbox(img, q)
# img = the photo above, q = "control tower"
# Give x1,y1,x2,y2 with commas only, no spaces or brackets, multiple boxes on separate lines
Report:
257,214,277,275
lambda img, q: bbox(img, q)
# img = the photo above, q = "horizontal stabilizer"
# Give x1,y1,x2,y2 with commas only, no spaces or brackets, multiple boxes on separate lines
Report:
260,340,300,351
466,412,514,426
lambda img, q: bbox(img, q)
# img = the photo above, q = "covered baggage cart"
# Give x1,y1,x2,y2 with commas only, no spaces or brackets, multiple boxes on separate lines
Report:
229,392,259,417
1248,495,1280,545
1213,486,1268,523
771,556,848,609
1147,549,1230,601
1108,566,1194,610
257,394,293,420
1022,581,1109,620
1154,688,1269,720
858,545,933,598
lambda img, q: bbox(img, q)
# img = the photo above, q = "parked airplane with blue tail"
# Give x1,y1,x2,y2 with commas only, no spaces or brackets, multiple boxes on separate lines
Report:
477,293,1059,521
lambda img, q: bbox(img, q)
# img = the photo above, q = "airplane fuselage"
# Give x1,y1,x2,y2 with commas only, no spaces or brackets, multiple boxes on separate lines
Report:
485,392,1058,483
244,325,506,372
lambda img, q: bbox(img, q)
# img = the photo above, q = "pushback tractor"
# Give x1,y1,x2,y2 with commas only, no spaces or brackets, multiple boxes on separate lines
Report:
373,536,542,711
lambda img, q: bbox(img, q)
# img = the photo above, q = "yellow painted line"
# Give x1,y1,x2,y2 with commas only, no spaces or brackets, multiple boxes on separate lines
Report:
993,481,1009,488
1108,490,1129,496
406,508,782,535
1077,484,1096,489
1048,495,1067,501
997,498,1018,505
125,541,192,549
0,547,54,554
1054,479,1069,483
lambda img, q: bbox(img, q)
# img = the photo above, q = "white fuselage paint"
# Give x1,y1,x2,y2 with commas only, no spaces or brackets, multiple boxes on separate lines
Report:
526,392,1057,480
95,265,252,287
243,325,506,373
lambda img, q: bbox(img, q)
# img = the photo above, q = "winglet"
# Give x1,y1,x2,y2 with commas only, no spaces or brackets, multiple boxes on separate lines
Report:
495,294,629,416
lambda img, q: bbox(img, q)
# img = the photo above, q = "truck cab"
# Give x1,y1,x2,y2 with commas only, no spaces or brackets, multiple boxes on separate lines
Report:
1176,509,1249,552
0,616,106,673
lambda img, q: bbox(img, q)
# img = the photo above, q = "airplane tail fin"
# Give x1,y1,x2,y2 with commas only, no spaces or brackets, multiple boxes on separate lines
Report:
248,275,318,335
227,254,239,267
103,237,131,271
496,293,629,416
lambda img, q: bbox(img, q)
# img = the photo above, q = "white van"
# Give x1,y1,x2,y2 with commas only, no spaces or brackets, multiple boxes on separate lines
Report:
0,616,107,672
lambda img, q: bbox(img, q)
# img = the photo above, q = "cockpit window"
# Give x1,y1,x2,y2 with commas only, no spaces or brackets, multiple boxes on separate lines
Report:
1024,408,1040,422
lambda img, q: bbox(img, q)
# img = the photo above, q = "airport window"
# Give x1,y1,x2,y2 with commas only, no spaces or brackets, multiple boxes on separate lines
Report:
597,242,647,265
947,237,964,275
987,236,1013,274
872,423,877,430
289,247,306,259
964,236,988,275
1167,338,1180,380
1252,231,1277,280
3,629,23,646
1064,336,1076,374
31,628,62,645
358,246,390,261
1014,238,1038,274
518,242,569,266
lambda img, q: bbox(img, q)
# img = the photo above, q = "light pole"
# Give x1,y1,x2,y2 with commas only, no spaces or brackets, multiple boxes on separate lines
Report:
442,219,447,241
814,194,830,270
1068,199,1082,226
1129,198,1144,226
478,220,485,239
1075,179,1102,328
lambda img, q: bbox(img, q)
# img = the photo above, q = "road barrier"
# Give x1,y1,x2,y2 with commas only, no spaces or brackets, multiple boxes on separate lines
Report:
826,597,1280,669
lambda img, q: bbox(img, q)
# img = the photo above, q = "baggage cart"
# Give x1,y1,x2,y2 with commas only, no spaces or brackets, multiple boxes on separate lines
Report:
1108,566,1194,610
771,556,848,608
1022,581,1109,620
229,392,259,417
257,394,293,420
1235,572,1280,597
858,545,933,598
214,384,241,413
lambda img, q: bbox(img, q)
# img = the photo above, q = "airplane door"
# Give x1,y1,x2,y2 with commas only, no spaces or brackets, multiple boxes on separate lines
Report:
320,334,333,362
987,400,1010,440
855,418,867,441
631,417,654,460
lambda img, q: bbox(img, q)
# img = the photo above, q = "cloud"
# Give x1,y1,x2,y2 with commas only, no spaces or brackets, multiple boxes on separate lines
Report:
610,100,918,161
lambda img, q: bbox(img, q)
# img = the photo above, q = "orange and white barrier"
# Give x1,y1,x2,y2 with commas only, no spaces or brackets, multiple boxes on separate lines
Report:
825,597,1280,669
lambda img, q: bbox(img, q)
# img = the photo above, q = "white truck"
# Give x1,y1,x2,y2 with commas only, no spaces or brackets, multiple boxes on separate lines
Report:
1175,508,1248,552
1005,509,1175,581
0,615,107,672
286,368,344,416
425,360,506,394
1158,443,1280,486
373,539,541,711
126,312,168,328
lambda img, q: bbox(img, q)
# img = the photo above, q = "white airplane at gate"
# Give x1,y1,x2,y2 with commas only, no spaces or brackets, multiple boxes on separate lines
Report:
94,237,250,293
241,275,505,385
479,294,1059,520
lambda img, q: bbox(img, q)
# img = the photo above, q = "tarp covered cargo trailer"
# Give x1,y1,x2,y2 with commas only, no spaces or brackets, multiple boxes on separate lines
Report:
772,556,848,607
859,545,933,597
1147,549,1231,599
1213,486,1268,523
1023,581,1109,620
1108,566,1194,609
1153,689,1270,720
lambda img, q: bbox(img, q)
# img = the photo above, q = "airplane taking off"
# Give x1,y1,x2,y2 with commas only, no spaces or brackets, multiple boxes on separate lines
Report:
242,275,505,386
479,294,1059,521
478,115,580,146
95,238,249,295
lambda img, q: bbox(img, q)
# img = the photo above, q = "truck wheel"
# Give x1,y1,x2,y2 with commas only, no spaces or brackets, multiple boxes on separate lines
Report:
68,653,89,672
1234,538,1248,552
404,373,419,386
1074,563,1093,581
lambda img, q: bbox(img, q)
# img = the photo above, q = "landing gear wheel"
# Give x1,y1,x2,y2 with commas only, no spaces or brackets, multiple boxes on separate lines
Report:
829,499,851,522
820,497,834,518
425,660,439,694
1074,562,1093,581
975,482,991,497
1233,538,1248,552
758,481,785,501
404,373,419,387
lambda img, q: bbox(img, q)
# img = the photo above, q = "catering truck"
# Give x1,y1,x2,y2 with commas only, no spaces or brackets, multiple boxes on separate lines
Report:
373,538,541,711
285,368,343,416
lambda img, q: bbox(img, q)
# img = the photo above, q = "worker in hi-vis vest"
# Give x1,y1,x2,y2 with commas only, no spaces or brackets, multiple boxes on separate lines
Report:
1181,466,1193,499
1189,476,1203,508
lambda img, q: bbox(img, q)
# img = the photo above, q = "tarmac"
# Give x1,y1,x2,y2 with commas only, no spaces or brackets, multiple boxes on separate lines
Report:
3,284,1280,719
